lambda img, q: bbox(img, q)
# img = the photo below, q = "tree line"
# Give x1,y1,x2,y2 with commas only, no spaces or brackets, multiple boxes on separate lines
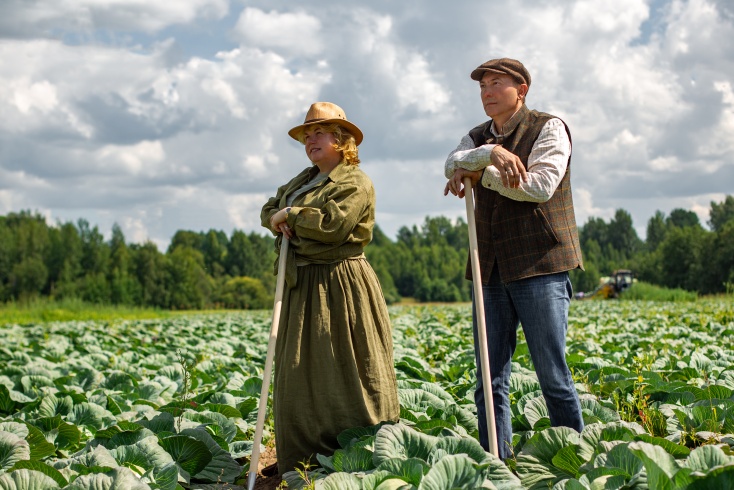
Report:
1,195,733,309
0,215,275,309
570,195,734,296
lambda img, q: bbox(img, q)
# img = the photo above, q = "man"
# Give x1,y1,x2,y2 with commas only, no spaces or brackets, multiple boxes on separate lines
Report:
443,57,584,459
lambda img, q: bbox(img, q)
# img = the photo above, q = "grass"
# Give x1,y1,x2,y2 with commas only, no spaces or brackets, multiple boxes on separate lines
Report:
619,281,699,302
0,297,182,325
3,284,723,326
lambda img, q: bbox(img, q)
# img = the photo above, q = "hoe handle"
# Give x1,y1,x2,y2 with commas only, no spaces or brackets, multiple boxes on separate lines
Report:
248,237,289,490
464,177,499,457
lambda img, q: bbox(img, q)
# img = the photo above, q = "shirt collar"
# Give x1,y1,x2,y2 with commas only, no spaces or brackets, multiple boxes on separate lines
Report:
490,104,528,137
308,160,350,182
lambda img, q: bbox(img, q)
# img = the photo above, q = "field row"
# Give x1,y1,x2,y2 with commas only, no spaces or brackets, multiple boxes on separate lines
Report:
1,300,733,488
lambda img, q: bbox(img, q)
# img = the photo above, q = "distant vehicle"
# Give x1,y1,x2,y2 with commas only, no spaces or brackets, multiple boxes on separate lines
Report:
576,269,635,300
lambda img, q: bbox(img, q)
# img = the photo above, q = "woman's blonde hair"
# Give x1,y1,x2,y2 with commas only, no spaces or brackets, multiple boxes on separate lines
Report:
297,123,361,166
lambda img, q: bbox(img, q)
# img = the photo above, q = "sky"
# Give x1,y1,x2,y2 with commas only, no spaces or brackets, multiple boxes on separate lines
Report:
1,0,733,250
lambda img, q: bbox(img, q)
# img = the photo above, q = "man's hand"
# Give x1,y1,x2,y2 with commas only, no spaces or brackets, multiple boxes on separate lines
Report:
491,146,527,188
444,168,483,198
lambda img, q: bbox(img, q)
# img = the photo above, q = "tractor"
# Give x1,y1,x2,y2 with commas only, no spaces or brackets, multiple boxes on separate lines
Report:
576,269,634,299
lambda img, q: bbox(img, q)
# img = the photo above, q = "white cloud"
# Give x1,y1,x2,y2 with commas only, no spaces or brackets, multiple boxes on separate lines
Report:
0,0,229,35
0,190,13,214
232,8,323,56
10,78,58,114
573,187,614,228
702,81,734,158
95,140,166,176
226,193,270,231
0,0,733,246
346,10,452,116
201,77,246,119
120,215,151,244
649,155,683,172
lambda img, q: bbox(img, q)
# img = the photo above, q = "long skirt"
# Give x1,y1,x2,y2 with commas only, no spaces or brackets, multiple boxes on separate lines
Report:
273,258,399,475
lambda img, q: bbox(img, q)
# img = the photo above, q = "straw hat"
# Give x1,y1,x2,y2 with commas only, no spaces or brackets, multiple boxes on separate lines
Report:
288,102,363,146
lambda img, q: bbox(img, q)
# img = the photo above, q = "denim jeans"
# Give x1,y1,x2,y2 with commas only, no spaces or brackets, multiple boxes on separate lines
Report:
472,267,583,459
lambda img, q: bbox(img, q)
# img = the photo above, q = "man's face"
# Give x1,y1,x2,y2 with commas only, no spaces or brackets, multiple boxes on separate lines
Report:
479,72,526,122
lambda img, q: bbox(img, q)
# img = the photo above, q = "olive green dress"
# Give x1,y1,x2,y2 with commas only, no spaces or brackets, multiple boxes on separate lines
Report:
260,162,399,475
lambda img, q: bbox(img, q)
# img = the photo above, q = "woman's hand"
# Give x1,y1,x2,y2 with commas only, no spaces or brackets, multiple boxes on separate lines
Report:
270,207,294,239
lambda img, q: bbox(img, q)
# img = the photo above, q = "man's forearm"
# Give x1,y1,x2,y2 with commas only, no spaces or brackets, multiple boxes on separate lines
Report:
445,135,498,178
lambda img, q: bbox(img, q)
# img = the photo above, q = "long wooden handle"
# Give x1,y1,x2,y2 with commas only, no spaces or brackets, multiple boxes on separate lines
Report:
463,177,499,457
248,237,289,490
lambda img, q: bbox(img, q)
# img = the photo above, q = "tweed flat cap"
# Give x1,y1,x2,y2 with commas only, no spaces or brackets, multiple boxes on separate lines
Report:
470,58,531,87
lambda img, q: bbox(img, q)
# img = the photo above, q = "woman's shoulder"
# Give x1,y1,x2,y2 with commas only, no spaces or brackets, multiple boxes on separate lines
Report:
335,164,373,188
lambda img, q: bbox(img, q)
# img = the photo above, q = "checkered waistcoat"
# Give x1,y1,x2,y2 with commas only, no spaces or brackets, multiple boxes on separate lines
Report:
467,105,584,284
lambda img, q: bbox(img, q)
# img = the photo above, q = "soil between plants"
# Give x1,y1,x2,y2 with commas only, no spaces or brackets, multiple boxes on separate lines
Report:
251,446,281,490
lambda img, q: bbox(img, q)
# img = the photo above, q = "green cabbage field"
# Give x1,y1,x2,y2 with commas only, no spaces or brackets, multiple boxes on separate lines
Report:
1,299,733,489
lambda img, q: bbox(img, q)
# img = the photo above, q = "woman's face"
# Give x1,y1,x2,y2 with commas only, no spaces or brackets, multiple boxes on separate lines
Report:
303,126,341,169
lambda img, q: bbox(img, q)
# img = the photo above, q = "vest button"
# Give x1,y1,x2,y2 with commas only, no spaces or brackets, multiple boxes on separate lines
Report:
492,233,500,240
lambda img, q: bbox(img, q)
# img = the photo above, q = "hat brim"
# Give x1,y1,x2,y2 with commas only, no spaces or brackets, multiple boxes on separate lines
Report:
470,67,528,86
471,67,504,81
288,118,364,146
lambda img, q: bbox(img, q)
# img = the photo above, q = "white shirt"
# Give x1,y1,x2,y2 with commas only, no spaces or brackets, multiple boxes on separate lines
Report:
444,114,572,203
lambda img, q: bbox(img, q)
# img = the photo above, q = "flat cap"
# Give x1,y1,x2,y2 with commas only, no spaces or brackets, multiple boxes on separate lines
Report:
470,58,531,87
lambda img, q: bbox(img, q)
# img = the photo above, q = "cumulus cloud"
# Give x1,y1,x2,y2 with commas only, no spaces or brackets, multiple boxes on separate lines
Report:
232,8,323,56
0,0,733,245
95,140,166,176
226,193,270,231
0,0,229,36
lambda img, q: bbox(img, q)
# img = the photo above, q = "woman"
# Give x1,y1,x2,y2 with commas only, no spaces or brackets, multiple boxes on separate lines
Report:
260,102,399,475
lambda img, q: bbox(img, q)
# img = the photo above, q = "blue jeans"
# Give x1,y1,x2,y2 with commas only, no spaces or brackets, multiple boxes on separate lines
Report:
472,267,583,459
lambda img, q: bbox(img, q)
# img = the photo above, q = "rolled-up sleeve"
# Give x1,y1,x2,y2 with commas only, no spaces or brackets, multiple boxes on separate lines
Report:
445,135,498,178
445,119,570,203
480,118,570,202
261,183,289,235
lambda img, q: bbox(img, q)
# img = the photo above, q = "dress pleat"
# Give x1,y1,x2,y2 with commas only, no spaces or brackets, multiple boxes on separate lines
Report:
272,258,399,474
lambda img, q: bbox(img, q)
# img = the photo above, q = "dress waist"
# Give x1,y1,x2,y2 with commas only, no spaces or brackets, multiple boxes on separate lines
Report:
296,253,365,267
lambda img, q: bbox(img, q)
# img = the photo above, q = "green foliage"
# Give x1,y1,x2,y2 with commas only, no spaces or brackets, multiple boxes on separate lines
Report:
365,217,471,303
574,209,642,294
0,212,276,310
215,277,271,310
709,195,734,232
9,257,48,299
620,281,698,302
1,301,734,487
0,297,177,324
2,194,734,311
575,196,734,297
658,226,705,291
667,208,702,229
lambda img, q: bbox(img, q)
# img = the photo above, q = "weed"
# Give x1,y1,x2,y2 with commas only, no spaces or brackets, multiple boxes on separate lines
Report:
175,349,197,433
293,459,318,490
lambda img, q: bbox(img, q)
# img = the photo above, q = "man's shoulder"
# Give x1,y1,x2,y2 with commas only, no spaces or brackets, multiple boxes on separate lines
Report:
528,109,566,127
528,109,556,121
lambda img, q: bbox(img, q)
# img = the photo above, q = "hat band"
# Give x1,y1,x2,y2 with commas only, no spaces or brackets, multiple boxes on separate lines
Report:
304,118,340,124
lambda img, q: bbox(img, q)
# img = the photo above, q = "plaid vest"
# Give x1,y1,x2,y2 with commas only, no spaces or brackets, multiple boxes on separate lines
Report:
467,105,584,284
